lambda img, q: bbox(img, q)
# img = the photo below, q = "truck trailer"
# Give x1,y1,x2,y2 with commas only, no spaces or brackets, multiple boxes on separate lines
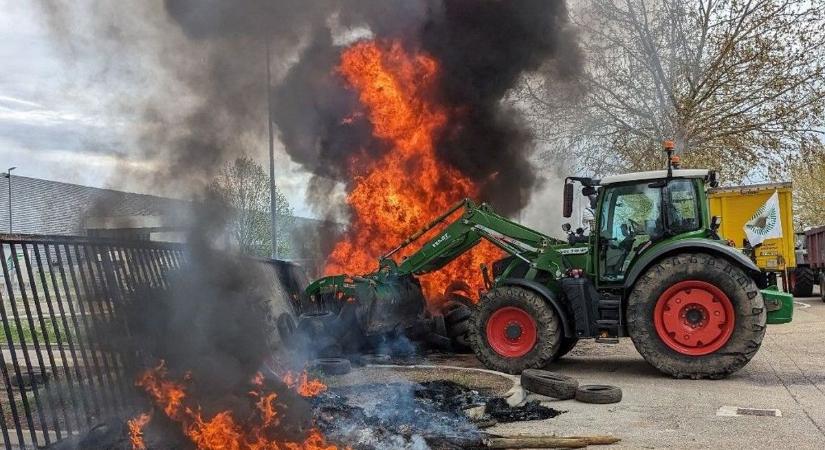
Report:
707,183,797,292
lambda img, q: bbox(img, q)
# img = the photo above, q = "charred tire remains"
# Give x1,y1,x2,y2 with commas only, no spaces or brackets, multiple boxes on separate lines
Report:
445,306,472,325
448,319,472,338
469,286,562,374
575,385,622,404
520,370,578,400
297,312,337,337
627,253,767,379
792,266,815,298
313,358,352,375
432,314,448,337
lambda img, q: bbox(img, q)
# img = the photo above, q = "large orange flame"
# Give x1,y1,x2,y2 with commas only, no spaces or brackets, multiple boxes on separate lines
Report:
326,40,502,301
133,362,337,450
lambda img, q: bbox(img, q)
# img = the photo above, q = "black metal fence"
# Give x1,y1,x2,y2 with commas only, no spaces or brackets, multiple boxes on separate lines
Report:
0,234,186,449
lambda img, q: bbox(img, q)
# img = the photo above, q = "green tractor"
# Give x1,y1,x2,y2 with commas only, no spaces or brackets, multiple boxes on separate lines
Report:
305,148,793,378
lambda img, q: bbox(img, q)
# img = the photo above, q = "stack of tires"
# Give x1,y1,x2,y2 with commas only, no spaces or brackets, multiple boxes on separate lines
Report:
439,297,475,352
277,306,365,358
277,310,356,375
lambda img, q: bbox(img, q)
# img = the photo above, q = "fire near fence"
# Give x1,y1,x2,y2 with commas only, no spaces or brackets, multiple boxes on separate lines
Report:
0,234,307,449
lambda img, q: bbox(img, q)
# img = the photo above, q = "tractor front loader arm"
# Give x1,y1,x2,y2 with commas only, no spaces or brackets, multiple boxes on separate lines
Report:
393,198,562,276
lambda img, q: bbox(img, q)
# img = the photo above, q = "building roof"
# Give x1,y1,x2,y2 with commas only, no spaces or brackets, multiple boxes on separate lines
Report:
600,169,710,185
0,175,193,235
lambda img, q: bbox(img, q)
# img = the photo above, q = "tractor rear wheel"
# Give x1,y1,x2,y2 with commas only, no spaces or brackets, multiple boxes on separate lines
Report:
627,253,766,379
469,286,561,374
792,267,815,297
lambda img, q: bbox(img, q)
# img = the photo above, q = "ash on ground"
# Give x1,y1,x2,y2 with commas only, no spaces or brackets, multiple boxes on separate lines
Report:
312,380,564,450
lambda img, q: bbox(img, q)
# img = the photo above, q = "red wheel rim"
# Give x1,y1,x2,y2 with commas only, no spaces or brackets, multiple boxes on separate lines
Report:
486,307,537,357
654,280,735,356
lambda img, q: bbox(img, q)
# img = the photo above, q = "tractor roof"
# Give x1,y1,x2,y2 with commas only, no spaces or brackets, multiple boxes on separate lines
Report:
600,169,710,185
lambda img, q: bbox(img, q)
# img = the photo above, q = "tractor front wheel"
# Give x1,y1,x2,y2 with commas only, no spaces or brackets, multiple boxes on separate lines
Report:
469,286,561,374
627,253,766,379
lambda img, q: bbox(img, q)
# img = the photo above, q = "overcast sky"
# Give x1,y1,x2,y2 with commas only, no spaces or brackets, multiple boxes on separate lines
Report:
0,1,317,217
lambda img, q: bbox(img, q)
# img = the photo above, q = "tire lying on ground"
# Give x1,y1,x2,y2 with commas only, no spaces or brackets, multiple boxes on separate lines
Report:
469,286,562,374
627,253,767,379
575,385,622,404
520,369,578,400
792,266,815,298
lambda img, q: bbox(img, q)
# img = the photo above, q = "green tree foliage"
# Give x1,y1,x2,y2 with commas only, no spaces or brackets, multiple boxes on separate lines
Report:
208,156,294,257
519,0,825,182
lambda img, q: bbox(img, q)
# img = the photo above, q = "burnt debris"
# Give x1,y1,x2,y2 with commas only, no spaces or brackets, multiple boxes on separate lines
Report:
313,380,564,450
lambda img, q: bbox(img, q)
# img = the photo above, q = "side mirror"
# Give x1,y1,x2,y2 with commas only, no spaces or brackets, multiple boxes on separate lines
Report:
708,170,719,188
562,223,572,232
563,182,574,218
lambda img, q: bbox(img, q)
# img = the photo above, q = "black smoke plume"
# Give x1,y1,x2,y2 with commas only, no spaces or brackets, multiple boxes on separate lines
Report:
37,0,581,222
267,0,583,215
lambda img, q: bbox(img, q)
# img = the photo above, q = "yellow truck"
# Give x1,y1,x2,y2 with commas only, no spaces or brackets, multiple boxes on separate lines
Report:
708,182,797,292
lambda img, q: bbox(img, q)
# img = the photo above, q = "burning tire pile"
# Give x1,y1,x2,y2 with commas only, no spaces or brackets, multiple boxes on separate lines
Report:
274,266,483,368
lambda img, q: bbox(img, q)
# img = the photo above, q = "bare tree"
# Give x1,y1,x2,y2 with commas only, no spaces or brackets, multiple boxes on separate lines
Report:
518,0,825,181
209,156,294,257
789,142,825,228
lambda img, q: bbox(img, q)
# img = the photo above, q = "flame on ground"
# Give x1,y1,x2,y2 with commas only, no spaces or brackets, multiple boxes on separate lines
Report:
132,362,337,450
128,412,151,450
282,370,328,397
325,40,503,302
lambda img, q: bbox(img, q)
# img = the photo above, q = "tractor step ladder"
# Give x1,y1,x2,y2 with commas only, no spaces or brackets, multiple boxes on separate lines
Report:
596,296,622,340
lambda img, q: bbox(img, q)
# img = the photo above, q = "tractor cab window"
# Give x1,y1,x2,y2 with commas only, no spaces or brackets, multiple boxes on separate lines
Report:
599,182,662,281
667,179,700,234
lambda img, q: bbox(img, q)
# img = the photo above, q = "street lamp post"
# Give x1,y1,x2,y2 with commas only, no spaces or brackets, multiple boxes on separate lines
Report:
266,42,278,260
4,167,15,233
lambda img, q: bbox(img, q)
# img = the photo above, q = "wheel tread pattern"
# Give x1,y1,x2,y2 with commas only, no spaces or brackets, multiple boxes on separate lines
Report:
626,253,767,379
469,286,561,374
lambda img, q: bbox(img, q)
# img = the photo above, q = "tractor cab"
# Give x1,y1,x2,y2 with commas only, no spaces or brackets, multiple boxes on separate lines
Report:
562,141,721,288
594,169,711,284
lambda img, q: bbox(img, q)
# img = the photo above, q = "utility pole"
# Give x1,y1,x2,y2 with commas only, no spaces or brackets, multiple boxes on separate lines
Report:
4,167,15,233
266,41,278,260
